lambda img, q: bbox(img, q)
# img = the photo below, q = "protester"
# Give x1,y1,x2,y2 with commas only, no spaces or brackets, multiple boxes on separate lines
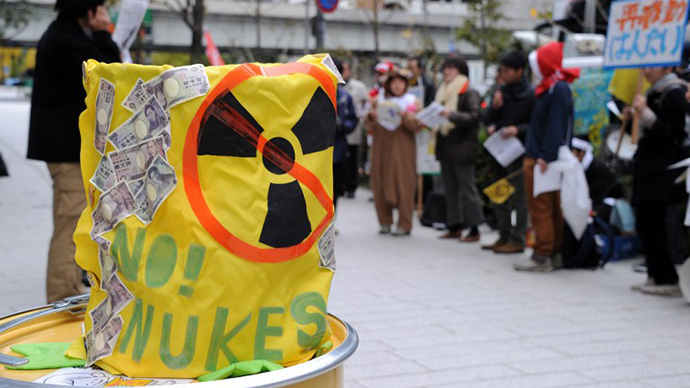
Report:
571,136,623,221
332,59,359,210
625,66,689,296
515,42,579,272
562,136,623,269
27,0,120,302
482,50,534,253
341,59,369,198
365,69,421,236
407,56,436,107
369,61,394,99
435,56,483,242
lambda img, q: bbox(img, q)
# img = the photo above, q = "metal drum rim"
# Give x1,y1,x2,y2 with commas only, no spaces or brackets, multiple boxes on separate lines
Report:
0,298,358,388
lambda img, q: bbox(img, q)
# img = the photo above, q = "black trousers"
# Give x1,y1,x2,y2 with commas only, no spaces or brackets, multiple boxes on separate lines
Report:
636,202,679,285
333,162,346,210
345,145,359,194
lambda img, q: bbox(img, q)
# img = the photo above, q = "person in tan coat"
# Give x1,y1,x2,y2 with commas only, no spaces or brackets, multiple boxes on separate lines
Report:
365,69,421,236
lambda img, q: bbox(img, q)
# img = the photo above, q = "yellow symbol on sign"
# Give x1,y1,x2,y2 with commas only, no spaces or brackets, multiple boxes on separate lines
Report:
483,178,515,205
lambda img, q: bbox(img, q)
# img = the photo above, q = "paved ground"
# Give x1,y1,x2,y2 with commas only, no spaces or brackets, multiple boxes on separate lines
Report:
2,91,690,387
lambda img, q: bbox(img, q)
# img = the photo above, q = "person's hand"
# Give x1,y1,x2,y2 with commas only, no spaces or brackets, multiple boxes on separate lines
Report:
622,106,633,122
368,109,378,122
502,125,518,138
88,6,111,32
492,90,503,109
487,125,496,135
440,109,451,118
632,94,647,112
537,158,548,173
686,89,690,104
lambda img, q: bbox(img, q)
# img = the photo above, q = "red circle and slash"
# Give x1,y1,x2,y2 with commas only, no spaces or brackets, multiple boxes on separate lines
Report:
183,62,336,263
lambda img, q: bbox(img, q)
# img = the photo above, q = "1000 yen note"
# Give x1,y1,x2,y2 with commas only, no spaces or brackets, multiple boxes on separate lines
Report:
104,273,134,316
159,64,210,109
135,156,177,224
91,181,138,238
108,97,169,150
95,79,116,155
127,178,144,197
90,157,117,192
108,136,166,182
121,78,148,113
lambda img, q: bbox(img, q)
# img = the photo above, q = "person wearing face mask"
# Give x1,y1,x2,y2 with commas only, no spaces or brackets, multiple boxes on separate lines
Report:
28,0,120,303
514,42,579,272
365,69,421,236
624,66,690,296
435,56,483,242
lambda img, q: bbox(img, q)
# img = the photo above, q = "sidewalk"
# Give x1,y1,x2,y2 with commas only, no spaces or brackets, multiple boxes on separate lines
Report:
2,95,690,387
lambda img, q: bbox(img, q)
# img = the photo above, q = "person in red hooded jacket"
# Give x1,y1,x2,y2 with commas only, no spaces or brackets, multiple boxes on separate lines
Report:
514,42,580,272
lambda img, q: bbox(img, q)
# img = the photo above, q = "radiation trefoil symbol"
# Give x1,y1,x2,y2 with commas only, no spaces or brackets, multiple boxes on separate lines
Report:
183,63,337,263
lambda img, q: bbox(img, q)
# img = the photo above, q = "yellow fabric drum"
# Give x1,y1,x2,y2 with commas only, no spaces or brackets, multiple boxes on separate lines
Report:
71,55,341,377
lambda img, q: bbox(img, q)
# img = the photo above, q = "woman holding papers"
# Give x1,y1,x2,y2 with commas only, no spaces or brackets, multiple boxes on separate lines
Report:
365,69,421,236
435,56,483,242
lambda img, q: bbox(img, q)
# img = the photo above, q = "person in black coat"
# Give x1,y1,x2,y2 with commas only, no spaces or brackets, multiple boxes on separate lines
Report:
482,51,535,254
28,0,120,303
625,67,689,297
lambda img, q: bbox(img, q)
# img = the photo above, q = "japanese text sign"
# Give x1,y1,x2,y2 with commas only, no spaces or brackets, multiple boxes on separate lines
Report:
604,0,689,68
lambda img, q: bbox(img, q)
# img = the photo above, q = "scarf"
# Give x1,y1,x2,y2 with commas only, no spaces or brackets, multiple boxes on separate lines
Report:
434,74,469,136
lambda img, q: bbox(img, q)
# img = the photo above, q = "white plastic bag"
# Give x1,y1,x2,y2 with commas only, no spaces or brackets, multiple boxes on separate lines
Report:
558,146,592,240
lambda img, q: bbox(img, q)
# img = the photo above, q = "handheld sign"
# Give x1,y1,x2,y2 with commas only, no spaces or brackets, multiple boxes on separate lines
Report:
604,0,689,69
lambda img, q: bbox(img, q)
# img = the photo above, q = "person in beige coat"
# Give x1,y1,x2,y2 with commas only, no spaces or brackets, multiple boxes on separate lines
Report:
365,69,421,236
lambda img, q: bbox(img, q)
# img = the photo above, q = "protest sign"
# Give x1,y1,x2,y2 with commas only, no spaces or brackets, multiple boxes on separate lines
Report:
604,0,689,69
416,129,441,175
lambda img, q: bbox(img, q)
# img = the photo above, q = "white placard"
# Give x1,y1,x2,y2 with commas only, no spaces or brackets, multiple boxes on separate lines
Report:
604,0,689,69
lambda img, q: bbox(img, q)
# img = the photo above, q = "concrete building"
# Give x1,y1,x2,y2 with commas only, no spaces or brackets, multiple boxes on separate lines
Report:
7,0,549,58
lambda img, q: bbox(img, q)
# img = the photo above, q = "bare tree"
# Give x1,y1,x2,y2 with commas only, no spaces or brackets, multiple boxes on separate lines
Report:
0,0,32,43
356,0,398,61
160,0,205,63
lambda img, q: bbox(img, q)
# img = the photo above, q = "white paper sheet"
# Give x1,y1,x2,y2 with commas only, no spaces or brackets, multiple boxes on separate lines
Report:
606,100,623,119
533,162,562,197
668,157,690,170
34,368,192,386
111,0,149,62
415,102,449,128
483,128,526,168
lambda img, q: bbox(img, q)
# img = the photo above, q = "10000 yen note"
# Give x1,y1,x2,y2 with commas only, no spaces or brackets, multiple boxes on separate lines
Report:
89,274,132,334
108,97,169,150
98,245,117,289
159,64,210,109
121,78,148,113
95,79,116,155
142,76,169,111
108,136,166,182
135,156,177,224
90,157,117,192
91,181,138,238
85,316,123,366
105,273,134,314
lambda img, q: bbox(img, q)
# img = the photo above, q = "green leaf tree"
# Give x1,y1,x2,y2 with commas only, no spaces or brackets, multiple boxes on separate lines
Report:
456,0,512,72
